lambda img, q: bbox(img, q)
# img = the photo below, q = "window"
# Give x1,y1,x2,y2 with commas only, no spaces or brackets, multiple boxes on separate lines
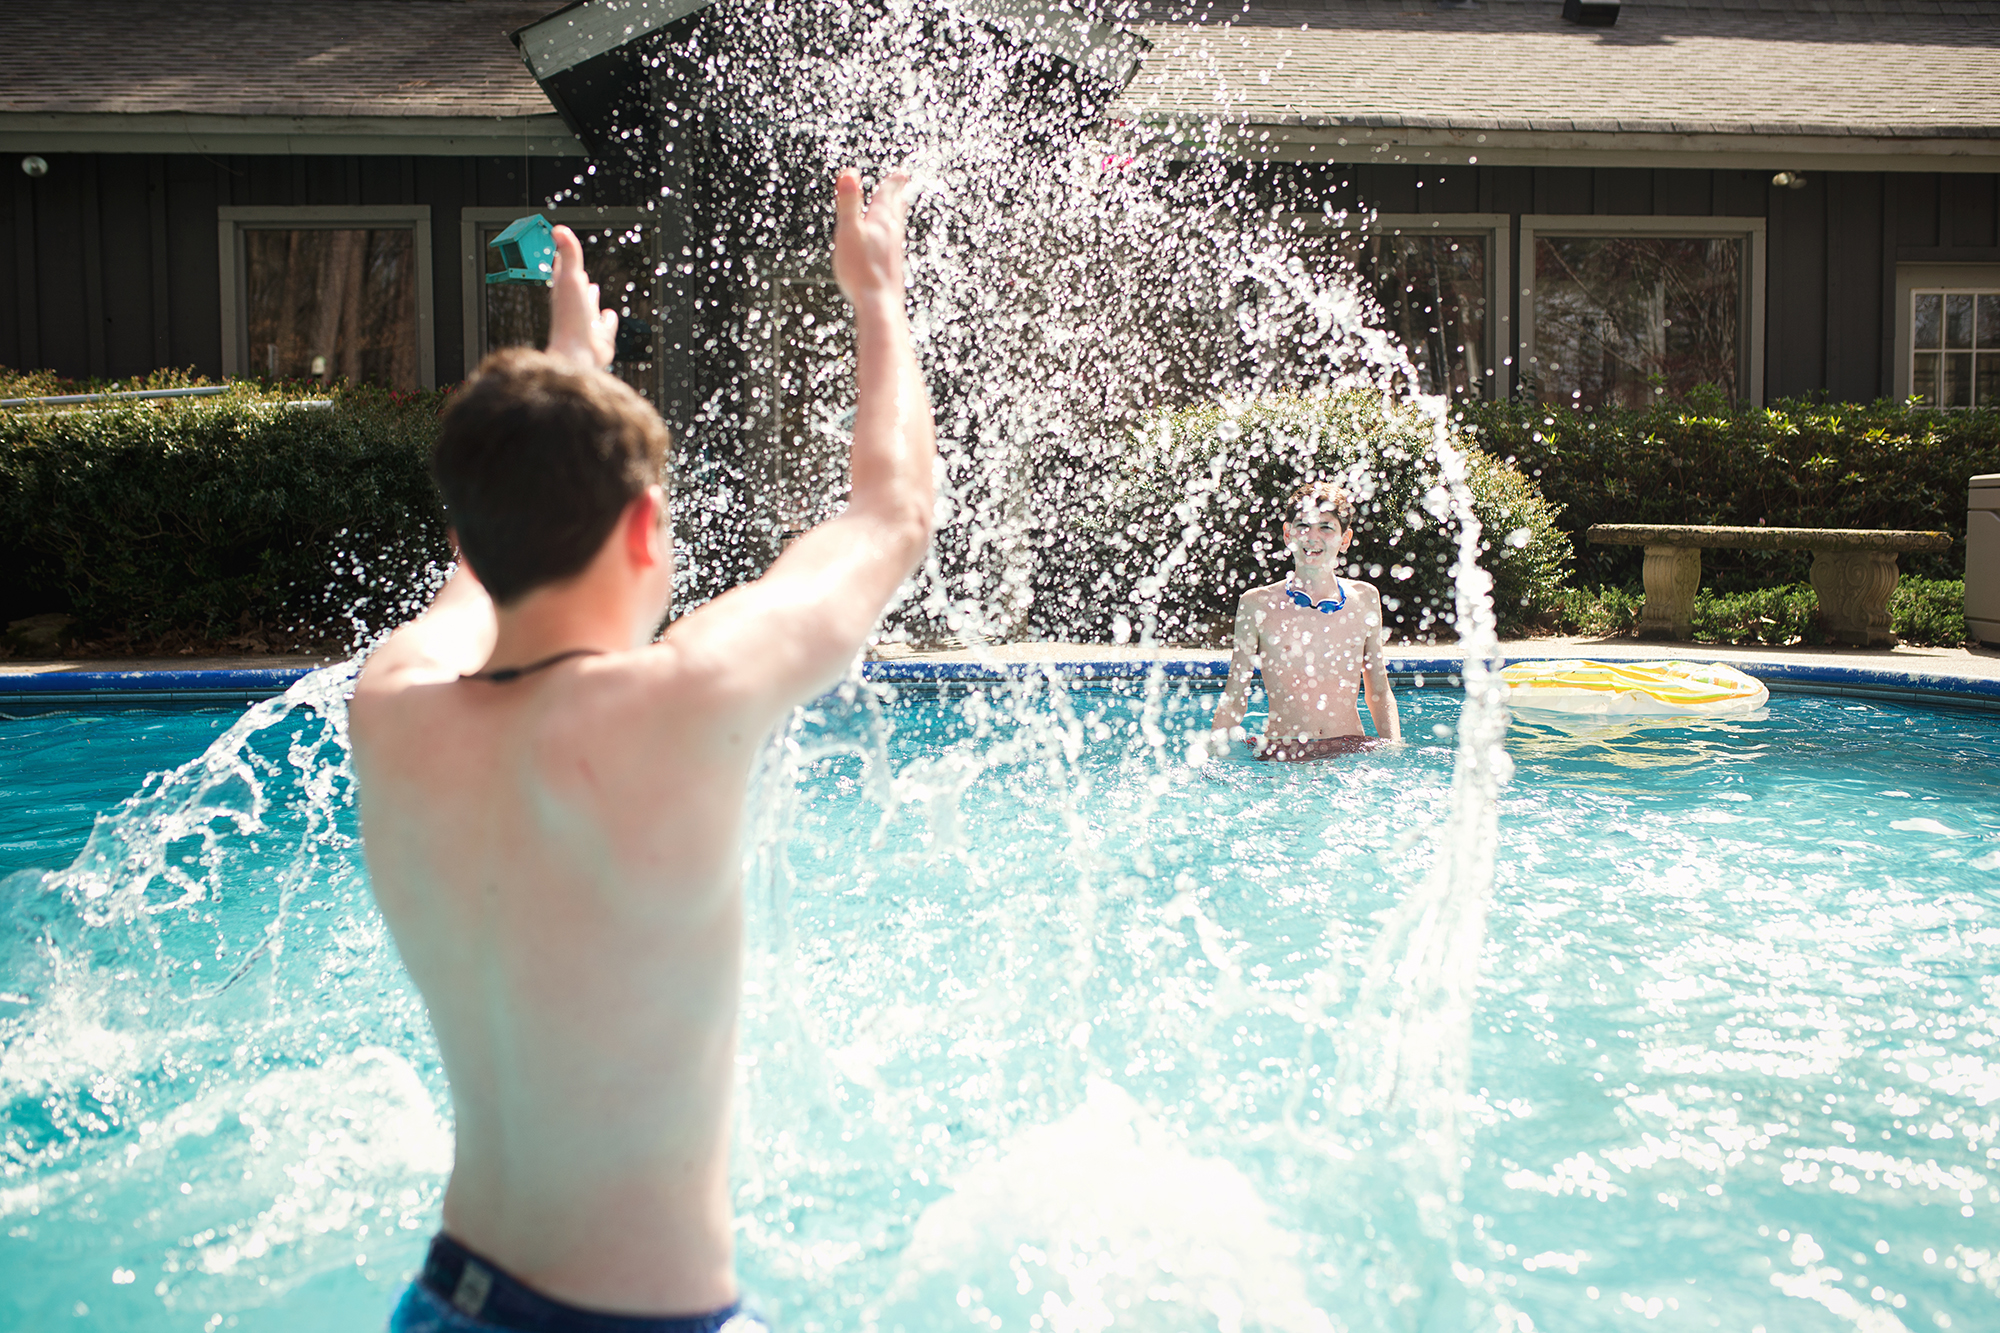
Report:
1520,216,1765,408
742,264,854,549
1290,214,1511,399
460,208,657,405
1894,264,2000,408
1909,289,2000,408
219,207,434,389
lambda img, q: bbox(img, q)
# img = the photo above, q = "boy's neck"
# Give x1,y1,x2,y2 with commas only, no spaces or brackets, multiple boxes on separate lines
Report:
1292,563,1343,601
484,579,635,674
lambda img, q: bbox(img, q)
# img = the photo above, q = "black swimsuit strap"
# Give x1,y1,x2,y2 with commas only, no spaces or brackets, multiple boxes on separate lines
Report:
461,647,604,684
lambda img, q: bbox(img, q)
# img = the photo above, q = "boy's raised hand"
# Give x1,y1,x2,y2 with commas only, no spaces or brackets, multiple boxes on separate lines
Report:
546,224,620,371
832,168,912,307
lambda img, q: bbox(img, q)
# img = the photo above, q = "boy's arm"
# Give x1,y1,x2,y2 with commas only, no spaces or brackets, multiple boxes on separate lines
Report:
668,170,935,715
1207,594,1261,743
1361,586,1400,741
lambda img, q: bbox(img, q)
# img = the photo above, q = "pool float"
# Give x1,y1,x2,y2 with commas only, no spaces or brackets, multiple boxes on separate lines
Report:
1501,659,1769,715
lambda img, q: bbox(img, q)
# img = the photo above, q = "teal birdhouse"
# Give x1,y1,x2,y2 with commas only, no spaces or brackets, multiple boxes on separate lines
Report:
486,215,556,285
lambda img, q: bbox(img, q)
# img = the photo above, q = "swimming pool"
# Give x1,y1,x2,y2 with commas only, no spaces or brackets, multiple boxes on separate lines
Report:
2,672,1996,1331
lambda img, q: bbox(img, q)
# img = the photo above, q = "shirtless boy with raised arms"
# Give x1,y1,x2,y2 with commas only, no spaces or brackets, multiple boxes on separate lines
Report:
349,169,933,1333
1208,481,1400,760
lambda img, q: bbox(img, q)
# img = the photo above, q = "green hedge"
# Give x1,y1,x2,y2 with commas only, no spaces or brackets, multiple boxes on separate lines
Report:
1463,395,1998,591
1542,577,1967,648
1100,392,1572,642
4,365,1989,652
0,375,448,649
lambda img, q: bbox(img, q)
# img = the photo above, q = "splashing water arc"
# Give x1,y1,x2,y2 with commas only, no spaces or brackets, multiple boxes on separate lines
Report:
0,3,1529,1330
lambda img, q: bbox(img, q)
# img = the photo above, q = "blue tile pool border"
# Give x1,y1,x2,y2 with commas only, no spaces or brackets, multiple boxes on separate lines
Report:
4,656,1998,714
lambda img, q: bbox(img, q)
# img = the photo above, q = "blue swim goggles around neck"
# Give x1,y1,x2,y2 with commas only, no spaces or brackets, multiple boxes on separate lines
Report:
1285,573,1346,613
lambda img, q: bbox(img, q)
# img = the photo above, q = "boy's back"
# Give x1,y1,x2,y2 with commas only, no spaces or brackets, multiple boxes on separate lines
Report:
353,651,760,1312
350,171,932,1327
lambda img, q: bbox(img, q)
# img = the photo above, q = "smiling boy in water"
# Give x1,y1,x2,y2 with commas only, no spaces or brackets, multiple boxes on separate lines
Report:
1207,481,1400,759
347,170,933,1333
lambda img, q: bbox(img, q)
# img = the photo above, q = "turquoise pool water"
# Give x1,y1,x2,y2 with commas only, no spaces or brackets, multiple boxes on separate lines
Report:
2,676,1997,1332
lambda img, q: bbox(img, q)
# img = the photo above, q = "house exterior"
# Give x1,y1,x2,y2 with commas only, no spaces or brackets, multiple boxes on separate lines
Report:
0,1,618,393
3,0,1997,418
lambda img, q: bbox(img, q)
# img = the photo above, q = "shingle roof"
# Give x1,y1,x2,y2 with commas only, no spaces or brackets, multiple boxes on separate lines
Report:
1,0,1995,144
1121,0,2000,138
0,0,553,119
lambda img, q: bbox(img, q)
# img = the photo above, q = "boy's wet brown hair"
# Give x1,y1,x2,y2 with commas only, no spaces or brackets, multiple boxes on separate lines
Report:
1287,480,1355,532
432,349,670,606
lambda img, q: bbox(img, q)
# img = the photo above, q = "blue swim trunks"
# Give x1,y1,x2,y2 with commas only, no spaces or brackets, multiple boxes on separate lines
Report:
388,1234,770,1333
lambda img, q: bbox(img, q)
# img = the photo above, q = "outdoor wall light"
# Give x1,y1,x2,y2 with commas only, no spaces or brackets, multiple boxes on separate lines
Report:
20,155,47,178
1562,0,1619,25
1771,171,1808,190
486,214,557,285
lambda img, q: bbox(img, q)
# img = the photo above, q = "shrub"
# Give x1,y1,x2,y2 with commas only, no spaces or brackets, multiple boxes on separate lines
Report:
1889,576,1967,647
1463,397,1999,591
1102,391,1572,642
1688,585,1825,646
0,377,449,649
1535,578,1966,648
1540,585,1643,638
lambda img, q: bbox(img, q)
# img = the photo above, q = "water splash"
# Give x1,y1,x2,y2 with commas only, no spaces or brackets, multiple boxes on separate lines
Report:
7,5,1522,1329
0,666,445,1329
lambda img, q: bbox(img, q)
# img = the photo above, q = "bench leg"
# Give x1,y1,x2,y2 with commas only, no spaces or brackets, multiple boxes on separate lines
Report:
1638,545,1700,639
1811,549,1900,646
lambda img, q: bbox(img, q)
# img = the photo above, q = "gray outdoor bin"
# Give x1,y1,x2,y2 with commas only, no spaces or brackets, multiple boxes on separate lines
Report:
1971,475,2000,647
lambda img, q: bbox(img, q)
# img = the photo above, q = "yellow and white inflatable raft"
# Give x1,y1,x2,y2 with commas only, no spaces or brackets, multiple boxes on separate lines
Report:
1501,659,1769,715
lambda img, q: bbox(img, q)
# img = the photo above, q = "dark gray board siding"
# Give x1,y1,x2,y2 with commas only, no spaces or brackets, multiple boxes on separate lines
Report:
1296,163,2000,405
4,153,2000,405
1,152,601,385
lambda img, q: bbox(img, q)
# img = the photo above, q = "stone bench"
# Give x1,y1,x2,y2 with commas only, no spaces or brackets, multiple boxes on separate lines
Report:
1586,524,1951,646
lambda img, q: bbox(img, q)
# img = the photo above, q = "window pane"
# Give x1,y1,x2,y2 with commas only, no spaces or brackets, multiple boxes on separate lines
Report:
1533,235,1741,408
1945,294,1974,349
1358,233,1489,398
1912,351,1939,406
1913,293,1942,349
1979,352,2000,407
1944,351,1974,408
244,229,418,389
484,223,655,403
1980,295,2000,349
763,280,854,538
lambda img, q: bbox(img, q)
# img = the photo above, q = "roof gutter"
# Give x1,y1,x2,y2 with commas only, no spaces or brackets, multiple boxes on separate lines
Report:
1156,117,2000,174
0,111,587,157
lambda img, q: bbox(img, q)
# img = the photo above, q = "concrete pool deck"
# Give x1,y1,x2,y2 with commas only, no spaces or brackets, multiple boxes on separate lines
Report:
2,637,1998,711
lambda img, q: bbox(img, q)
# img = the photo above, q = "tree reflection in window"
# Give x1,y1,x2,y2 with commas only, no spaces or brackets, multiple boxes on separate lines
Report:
747,277,854,548
483,223,656,405
244,229,417,388
1356,232,1489,399
1533,235,1741,408
1291,227,1492,400
1910,290,2000,409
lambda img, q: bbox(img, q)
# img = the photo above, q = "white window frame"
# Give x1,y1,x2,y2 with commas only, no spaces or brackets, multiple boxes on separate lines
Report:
1893,263,2000,408
460,207,654,396
1520,214,1766,407
1287,212,1512,400
218,205,435,388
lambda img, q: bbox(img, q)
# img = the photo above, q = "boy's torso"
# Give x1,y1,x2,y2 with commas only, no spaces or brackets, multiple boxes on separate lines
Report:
1246,579,1379,740
350,651,759,1317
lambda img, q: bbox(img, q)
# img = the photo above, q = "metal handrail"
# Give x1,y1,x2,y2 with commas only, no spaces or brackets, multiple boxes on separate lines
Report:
0,385,230,408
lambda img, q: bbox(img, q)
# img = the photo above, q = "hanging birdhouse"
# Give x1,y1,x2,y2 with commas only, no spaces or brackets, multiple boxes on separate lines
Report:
486,214,556,285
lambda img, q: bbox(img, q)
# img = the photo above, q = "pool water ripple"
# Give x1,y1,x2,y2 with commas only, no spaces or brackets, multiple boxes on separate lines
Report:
1,679,1996,1331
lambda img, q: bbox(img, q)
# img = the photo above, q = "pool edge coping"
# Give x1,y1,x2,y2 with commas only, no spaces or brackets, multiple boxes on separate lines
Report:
3,656,1998,712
